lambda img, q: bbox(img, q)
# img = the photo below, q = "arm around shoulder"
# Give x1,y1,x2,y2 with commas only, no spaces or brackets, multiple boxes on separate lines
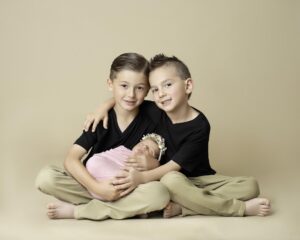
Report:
84,98,115,131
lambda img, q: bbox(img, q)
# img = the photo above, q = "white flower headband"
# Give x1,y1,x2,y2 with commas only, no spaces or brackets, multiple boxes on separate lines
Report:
141,133,167,161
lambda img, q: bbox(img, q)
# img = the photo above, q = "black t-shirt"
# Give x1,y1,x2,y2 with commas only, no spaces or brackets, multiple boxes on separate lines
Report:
74,101,157,165
145,102,216,177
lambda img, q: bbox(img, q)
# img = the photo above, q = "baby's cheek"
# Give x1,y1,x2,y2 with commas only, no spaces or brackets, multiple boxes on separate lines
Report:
132,148,142,155
132,149,138,154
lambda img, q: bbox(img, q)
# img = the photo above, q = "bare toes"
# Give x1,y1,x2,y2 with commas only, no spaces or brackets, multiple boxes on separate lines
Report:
47,203,56,209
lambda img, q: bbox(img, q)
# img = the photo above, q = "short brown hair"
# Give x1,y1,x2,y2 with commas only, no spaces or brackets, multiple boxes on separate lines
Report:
149,54,191,80
110,53,149,80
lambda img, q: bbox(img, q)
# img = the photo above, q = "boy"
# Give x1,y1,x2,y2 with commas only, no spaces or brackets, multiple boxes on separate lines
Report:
86,54,271,217
35,53,170,220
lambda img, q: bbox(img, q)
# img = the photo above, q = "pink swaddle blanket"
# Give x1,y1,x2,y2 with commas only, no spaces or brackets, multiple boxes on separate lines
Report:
86,145,132,199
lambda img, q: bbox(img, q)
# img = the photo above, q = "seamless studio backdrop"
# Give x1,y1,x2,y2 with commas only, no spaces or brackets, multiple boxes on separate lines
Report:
0,1,299,240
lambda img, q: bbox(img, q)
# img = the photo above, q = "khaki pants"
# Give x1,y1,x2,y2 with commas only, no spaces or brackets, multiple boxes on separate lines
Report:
35,165,170,220
160,171,260,217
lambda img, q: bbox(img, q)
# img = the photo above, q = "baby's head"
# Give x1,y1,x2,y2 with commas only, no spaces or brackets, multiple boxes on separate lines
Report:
132,133,167,161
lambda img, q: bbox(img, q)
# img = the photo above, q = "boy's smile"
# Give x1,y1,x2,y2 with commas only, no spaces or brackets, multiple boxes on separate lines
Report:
123,99,138,107
160,99,172,107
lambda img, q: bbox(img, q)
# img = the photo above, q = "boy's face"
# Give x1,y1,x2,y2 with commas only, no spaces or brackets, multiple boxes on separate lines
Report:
132,139,159,159
149,65,192,114
108,70,149,112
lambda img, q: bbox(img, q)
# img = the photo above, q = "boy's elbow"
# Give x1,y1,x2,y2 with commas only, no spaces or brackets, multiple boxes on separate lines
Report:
63,144,87,173
63,157,72,173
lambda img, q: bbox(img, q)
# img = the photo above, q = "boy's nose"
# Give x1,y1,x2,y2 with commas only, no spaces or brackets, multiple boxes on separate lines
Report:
158,89,165,98
127,88,135,97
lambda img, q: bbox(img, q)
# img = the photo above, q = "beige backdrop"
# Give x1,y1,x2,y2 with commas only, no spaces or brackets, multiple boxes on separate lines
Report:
0,0,299,239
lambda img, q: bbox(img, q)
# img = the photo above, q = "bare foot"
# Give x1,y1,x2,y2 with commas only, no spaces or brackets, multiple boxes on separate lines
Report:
47,201,75,219
163,202,182,218
245,198,271,216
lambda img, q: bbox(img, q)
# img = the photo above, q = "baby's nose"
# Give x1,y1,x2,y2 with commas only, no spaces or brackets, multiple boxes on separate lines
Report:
143,145,149,150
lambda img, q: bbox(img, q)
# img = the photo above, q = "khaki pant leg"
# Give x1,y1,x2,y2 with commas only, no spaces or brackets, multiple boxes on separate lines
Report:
191,174,260,201
74,181,170,220
35,165,92,204
161,171,251,217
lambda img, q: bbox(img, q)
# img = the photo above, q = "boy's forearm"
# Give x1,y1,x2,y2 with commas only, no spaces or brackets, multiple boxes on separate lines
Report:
141,160,181,183
99,98,115,111
64,157,97,192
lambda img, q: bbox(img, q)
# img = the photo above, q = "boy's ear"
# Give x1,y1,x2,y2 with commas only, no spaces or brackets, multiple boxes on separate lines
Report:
185,78,193,94
107,79,113,91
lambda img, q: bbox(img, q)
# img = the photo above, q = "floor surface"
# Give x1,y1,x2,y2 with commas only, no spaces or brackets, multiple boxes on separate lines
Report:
0,168,299,240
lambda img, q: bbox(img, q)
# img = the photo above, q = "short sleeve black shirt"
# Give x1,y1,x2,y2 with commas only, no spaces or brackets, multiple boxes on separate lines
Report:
74,101,157,165
144,102,216,177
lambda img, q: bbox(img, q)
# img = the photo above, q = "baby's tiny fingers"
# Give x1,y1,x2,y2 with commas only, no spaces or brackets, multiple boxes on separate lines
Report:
125,158,136,163
125,163,138,168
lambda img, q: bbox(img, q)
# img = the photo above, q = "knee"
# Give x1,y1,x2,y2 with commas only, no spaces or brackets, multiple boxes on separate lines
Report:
160,171,186,192
35,165,57,193
242,176,260,199
143,181,170,210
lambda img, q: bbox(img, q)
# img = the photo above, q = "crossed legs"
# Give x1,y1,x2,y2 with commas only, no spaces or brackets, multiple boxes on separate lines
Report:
161,171,271,218
35,165,170,220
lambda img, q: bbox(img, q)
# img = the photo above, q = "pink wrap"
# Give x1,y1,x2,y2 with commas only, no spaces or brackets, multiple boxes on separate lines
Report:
86,145,132,199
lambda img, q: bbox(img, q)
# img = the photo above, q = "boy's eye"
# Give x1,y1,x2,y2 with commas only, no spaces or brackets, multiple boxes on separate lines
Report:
136,86,145,91
120,84,128,89
164,82,172,88
151,88,158,93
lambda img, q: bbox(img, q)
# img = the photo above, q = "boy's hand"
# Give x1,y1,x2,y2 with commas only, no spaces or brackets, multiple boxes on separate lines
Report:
84,111,109,132
92,179,123,202
125,153,159,171
112,167,144,197
83,98,115,132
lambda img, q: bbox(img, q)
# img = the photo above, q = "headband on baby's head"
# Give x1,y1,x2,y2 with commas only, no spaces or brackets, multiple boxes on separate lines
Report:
141,133,167,161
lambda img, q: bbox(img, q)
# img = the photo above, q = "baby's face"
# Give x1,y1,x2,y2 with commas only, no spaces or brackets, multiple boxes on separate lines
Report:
132,139,159,158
